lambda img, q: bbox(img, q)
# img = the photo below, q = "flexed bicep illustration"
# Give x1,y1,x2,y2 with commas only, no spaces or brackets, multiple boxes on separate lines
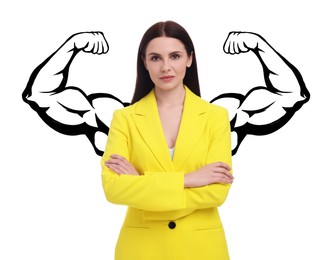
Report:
211,32,310,154
22,32,128,156
23,31,309,156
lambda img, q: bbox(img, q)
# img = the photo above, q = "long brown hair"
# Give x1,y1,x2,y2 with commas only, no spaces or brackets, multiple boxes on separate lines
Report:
131,21,201,104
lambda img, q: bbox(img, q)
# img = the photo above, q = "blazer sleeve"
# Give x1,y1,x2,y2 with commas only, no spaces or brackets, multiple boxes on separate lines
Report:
184,107,232,209
101,109,186,212
144,107,232,220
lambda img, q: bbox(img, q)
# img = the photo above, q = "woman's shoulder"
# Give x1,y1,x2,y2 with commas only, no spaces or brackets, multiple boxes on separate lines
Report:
186,86,227,111
207,101,229,114
194,94,229,115
205,103,230,125
113,103,135,116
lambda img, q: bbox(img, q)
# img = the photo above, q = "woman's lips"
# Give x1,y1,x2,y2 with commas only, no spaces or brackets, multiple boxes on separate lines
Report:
160,75,174,82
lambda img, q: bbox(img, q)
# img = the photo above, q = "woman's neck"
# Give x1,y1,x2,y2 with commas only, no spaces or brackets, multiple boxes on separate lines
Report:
154,85,186,108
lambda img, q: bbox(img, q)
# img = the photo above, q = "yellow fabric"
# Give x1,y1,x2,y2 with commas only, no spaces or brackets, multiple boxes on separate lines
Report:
101,86,232,260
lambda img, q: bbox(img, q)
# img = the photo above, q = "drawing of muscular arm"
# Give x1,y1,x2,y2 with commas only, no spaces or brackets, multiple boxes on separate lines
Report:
211,32,310,155
22,32,127,156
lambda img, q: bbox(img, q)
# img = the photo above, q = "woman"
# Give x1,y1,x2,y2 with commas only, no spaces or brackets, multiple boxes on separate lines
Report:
101,21,233,260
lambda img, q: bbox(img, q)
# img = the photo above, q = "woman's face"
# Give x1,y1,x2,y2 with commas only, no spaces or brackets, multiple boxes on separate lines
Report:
143,36,192,92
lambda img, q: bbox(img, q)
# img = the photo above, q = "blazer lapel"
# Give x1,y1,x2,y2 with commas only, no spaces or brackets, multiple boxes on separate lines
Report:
132,90,175,172
131,87,208,172
173,87,207,171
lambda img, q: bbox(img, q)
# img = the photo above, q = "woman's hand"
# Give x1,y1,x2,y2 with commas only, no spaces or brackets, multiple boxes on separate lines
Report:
184,162,233,188
105,154,140,176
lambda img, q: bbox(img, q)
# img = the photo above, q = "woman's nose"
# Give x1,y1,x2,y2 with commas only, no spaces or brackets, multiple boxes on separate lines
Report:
161,59,171,72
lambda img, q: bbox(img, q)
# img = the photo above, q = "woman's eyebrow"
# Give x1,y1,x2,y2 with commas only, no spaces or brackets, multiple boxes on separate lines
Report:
170,51,183,55
147,52,161,56
147,51,183,56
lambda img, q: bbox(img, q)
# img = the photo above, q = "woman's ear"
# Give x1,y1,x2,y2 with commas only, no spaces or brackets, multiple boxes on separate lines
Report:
187,51,193,68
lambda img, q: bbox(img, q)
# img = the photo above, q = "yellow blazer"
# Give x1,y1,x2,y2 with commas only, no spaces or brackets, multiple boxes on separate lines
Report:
101,86,232,260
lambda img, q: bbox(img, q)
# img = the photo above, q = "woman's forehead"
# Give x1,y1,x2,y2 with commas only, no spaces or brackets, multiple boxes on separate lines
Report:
146,37,185,54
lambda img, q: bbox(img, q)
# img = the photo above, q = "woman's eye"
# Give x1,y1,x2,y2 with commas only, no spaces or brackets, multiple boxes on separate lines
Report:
150,56,160,61
171,54,180,60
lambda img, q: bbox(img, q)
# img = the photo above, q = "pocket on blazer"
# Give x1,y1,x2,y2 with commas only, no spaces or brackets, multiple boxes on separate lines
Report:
123,225,150,229
193,224,223,231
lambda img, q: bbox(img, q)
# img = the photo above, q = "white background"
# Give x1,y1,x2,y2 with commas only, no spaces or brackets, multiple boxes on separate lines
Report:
1,0,335,259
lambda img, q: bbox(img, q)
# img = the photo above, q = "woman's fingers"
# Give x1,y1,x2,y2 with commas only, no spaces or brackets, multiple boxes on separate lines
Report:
105,155,129,174
212,164,234,180
212,172,234,184
105,154,139,175
213,162,231,171
110,155,130,169
105,160,127,174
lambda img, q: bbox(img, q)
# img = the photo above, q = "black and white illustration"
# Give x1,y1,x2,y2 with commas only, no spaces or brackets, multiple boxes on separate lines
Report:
22,31,309,156
2,1,335,259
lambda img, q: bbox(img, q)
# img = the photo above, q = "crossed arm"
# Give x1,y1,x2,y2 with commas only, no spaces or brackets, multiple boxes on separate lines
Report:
101,108,233,219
